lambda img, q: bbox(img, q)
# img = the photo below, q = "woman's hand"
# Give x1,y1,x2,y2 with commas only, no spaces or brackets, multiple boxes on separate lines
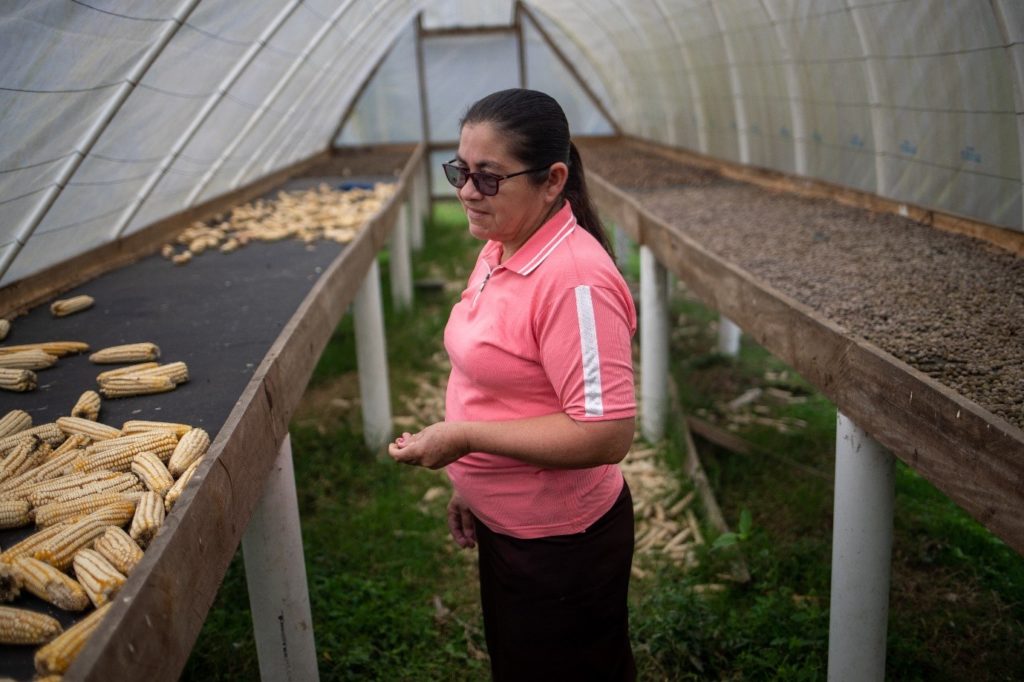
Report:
387,422,470,470
446,491,477,549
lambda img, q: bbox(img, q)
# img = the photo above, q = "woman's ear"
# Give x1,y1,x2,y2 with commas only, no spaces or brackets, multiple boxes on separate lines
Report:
545,162,569,201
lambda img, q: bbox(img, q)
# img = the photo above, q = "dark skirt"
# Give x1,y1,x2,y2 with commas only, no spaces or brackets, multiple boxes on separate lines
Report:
474,481,636,682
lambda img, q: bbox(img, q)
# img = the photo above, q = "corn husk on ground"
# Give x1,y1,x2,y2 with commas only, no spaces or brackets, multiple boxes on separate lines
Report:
161,182,395,264
0,402,208,667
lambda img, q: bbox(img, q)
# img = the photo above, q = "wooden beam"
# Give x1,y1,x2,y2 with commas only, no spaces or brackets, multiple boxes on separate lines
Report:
518,3,621,136
588,170,1024,556
420,24,516,39
415,12,433,215
514,0,527,89
0,150,330,319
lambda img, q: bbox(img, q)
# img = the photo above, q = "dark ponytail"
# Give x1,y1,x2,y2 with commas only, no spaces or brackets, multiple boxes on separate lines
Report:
461,89,613,257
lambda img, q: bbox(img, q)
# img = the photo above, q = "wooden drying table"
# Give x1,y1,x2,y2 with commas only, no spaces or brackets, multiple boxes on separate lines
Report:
0,144,422,681
581,136,1023,681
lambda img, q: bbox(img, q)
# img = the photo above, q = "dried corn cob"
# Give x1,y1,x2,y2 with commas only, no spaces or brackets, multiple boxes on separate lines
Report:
55,416,120,442
35,492,138,527
89,342,160,364
131,452,174,496
0,349,58,370
121,419,192,437
0,522,72,564
0,409,31,438
34,500,137,570
0,499,31,529
129,491,164,547
0,341,88,357
0,605,62,644
165,458,201,512
35,602,111,675
24,472,128,507
81,436,177,474
50,294,94,317
99,374,175,398
84,431,177,463
0,319,8,341
47,433,90,460
171,250,193,265
129,361,189,385
0,562,21,601
168,428,210,477
0,438,45,485
31,474,141,509
73,549,126,608
95,362,158,383
0,367,36,392
0,423,65,455
70,390,101,421
13,557,89,611
93,526,143,575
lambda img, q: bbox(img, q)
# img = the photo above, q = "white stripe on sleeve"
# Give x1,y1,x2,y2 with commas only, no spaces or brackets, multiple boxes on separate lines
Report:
574,285,604,417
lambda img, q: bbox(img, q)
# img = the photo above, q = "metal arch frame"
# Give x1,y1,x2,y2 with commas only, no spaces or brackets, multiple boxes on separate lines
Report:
525,1,630,133
990,0,1024,230
759,0,810,176
846,0,891,197
109,0,305,239
651,0,710,154
189,0,361,202
0,0,202,282
235,2,406,184
260,2,416,173
708,1,750,165
185,1,362,206
606,2,677,144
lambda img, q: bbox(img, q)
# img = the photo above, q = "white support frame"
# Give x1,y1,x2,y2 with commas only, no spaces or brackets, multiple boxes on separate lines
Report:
241,434,319,682
389,201,414,310
353,259,393,450
718,316,741,357
410,169,426,251
639,246,669,442
828,411,895,682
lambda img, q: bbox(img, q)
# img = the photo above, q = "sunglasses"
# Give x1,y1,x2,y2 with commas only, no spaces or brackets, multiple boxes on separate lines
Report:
442,162,550,197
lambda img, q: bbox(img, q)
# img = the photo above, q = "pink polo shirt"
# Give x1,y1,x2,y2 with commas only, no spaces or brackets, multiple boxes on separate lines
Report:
444,202,637,539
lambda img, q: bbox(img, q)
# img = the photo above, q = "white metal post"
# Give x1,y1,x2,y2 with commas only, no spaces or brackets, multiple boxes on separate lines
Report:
718,316,741,357
640,246,669,442
389,202,413,310
828,411,895,682
242,435,319,682
353,260,392,450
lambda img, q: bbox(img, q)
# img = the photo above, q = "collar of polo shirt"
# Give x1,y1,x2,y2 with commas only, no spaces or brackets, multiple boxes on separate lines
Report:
480,201,577,277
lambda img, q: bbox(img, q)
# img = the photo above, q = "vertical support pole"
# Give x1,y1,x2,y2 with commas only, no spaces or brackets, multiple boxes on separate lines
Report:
242,434,319,682
640,246,668,442
718,316,741,357
409,175,425,251
613,225,631,271
353,260,392,450
389,203,413,310
828,412,895,682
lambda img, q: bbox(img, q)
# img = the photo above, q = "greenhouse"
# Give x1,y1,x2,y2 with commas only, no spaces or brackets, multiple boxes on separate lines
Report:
0,0,1021,680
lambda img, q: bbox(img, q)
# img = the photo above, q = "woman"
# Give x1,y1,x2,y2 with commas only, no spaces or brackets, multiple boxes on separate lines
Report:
388,89,637,681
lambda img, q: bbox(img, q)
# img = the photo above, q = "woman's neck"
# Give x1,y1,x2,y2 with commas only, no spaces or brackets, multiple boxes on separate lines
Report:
499,199,564,264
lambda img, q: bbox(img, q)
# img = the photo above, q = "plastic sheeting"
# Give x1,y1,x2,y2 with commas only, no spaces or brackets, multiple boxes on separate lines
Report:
1,0,1022,287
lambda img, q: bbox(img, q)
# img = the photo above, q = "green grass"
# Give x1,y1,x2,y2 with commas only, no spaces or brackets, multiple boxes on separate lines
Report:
184,205,1024,681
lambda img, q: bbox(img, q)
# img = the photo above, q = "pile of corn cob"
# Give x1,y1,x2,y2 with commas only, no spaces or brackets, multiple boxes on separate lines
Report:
0,404,210,676
162,182,395,265
89,342,190,399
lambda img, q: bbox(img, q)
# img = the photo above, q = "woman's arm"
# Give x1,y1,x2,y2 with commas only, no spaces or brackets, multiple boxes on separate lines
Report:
387,413,634,470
